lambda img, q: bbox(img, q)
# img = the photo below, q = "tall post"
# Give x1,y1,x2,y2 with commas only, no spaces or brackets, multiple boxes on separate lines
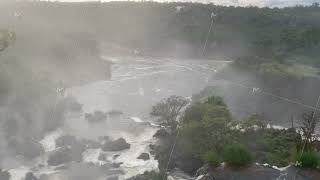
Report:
202,12,216,56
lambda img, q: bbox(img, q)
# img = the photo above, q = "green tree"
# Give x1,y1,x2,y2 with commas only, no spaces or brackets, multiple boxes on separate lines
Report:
151,95,189,131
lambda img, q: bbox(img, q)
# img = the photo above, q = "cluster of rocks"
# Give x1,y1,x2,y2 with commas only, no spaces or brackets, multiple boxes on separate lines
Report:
47,135,132,167
8,138,44,159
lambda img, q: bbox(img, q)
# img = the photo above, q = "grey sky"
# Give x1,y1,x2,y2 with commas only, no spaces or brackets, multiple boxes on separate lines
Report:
36,0,320,7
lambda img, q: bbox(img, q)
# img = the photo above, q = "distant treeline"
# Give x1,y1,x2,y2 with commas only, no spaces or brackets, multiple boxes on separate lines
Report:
16,2,320,63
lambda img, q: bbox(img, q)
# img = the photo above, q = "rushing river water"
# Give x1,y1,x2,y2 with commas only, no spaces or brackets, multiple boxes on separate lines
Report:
8,56,230,180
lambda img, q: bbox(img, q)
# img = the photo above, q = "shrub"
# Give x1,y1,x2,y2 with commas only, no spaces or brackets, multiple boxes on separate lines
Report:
223,144,253,167
296,151,319,169
202,151,221,167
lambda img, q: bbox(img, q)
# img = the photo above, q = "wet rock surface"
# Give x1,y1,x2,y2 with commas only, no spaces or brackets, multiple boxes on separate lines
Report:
137,153,150,160
47,148,74,166
85,111,107,123
102,138,130,151
8,138,45,159
25,172,38,180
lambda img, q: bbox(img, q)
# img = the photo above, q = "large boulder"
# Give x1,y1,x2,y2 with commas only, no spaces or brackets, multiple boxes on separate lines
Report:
59,96,82,112
55,135,78,148
55,135,100,163
8,138,44,159
47,148,73,166
102,138,130,151
137,153,150,161
85,111,107,123
25,172,38,180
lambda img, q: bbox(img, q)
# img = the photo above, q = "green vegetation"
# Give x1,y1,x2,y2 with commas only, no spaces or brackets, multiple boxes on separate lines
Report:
151,95,189,131
223,144,253,167
152,94,320,174
249,129,299,167
20,2,320,70
297,151,320,169
202,151,221,167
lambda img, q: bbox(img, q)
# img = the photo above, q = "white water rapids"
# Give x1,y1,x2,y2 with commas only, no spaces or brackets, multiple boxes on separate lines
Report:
8,56,230,180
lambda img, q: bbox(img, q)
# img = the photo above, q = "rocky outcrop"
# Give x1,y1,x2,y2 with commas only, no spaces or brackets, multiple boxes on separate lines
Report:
47,148,73,166
137,153,150,160
102,138,130,151
59,96,82,112
25,172,38,180
85,111,107,123
8,138,44,159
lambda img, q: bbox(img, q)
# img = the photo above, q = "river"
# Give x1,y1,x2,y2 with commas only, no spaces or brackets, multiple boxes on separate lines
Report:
8,56,230,180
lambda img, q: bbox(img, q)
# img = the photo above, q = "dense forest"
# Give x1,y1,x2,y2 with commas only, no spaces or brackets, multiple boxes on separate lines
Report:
15,2,320,61
12,1,320,80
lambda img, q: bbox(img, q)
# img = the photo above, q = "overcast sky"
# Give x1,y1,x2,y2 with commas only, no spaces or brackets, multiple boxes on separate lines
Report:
35,0,320,7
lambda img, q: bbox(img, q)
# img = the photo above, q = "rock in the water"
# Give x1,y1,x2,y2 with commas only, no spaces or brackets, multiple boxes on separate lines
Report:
102,138,130,151
85,111,107,123
137,153,150,160
98,153,107,161
54,135,90,163
25,172,38,180
60,96,82,112
55,135,78,148
8,138,44,159
54,165,69,171
0,169,10,180
113,154,120,160
195,164,210,177
47,148,73,166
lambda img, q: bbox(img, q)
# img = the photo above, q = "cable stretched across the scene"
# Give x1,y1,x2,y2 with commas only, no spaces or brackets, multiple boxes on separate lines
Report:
162,127,181,180
202,12,216,56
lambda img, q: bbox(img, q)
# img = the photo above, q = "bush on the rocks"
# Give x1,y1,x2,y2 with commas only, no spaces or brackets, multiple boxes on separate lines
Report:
202,151,221,167
223,144,253,167
297,150,319,169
